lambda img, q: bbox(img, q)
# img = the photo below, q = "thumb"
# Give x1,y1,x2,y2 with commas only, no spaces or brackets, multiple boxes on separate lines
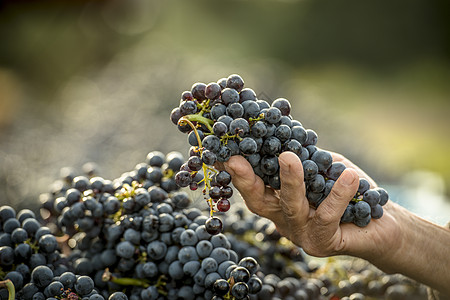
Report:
315,168,359,226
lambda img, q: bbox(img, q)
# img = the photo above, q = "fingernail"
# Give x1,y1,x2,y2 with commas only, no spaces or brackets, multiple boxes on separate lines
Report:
340,169,355,186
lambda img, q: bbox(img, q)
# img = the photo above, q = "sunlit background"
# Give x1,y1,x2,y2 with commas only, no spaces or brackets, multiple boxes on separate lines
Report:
1,0,449,224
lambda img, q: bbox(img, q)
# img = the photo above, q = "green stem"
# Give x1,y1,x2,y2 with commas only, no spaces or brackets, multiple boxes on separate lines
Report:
180,114,214,133
102,269,150,288
0,279,15,300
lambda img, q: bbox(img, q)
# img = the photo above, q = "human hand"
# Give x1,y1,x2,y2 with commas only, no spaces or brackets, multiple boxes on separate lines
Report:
222,151,402,263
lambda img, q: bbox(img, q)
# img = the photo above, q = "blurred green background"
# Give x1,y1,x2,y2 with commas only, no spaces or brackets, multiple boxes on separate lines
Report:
1,0,449,222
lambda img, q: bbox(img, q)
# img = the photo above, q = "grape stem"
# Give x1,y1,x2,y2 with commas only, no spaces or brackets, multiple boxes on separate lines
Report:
179,114,214,133
102,268,150,288
0,279,15,300
178,116,216,217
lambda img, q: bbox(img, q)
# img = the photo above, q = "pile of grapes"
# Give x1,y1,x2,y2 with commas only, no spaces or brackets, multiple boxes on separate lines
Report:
170,74,389,229
0,149,427,300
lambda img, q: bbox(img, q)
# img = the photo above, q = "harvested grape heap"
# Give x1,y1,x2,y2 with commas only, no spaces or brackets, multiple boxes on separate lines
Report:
0,150,426,299
170,74,389,230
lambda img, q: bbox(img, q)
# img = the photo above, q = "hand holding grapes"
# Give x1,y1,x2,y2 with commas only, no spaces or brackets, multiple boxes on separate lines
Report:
223,151,450,296
222,151,399,257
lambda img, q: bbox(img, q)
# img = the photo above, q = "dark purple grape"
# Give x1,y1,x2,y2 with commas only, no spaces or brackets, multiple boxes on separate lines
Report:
242,100,260,119
205,217,223,235
341,204,355,223
175,171,192,187
205,82,222,100
279,115,292,127
220,186,233,198
260,156,279,176
311,150,332,173
238,257,259,275
264,107,282,124
0,206,16,223
256,99,270,110
188,130,204,147
146,151,165,167
304,129,318,146
308,174,325,193
191,82,207,101
251,121,267,138
221,88,240,105
213,122,228,137
180,101,198,115
363,189,381,207
201,150,217,165
303,160,318,181
202,135,221,153
187,156,203,171
215,171,232,186
326,162,347,181
275,125,291,142
217,78,227,89
247,275,263,294
239,137,257,155
371,204,384,219
226,74,244,92
354,201,371,219
323,179,335,197
375,187,389,206
306,145,317,158
211,104,227,121
213,278,230,296
268,174,281,189
283,139,302,156
291,126,307,145
271,98,291,116
229,118,250,137
209,186,221,200
216,146,232,162
226,103,244,119
230,266,250,283
239,88,257,102
261,137,281,156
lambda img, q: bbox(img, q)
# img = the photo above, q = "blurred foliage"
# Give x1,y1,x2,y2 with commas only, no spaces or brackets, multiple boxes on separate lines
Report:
0,0,450,210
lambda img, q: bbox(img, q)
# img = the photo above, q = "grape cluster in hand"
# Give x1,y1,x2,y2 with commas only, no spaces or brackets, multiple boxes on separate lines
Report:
170,74,389,228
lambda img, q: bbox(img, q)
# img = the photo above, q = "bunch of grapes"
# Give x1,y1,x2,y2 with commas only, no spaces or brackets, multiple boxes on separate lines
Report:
0,205,78,299
170,74,390,229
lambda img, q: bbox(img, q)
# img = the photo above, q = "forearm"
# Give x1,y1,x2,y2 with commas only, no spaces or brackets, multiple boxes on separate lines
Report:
364,203,450,296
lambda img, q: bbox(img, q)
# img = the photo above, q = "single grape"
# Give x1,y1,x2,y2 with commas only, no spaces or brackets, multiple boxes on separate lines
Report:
221,88,240,105
191,82,206,101
213,121,228,137
264,107,282,124
226,103,244,119
217,199,231,212
226,74,244,92
271,98,291,116
205,217,223,235
205,82,222,100
175,171,192,188
239,137,258,155
363,189,381,207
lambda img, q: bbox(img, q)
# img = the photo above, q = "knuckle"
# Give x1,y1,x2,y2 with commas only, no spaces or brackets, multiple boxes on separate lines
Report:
328,186,346,200
314,206,335,226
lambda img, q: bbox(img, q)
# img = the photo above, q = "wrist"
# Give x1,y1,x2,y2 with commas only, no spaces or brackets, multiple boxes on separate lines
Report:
356,202,450,296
